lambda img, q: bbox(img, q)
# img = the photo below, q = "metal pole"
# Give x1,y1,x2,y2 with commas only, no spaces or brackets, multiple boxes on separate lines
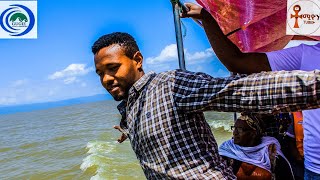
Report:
171,0,186,71
230,72,238,122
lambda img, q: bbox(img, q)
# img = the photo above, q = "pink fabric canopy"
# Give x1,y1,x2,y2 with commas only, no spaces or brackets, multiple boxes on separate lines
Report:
196,0,320,52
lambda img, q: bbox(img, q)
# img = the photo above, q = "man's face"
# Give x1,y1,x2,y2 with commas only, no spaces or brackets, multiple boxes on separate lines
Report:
94,44,141,101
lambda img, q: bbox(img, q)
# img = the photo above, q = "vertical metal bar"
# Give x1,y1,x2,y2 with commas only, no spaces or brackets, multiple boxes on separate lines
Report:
230,72,238,122
171,0,186,71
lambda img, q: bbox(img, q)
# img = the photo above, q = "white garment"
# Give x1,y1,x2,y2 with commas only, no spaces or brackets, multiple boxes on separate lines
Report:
219,136,287,172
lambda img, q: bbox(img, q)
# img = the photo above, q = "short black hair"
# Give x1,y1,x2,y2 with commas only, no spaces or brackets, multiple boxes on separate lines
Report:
92,32,140,59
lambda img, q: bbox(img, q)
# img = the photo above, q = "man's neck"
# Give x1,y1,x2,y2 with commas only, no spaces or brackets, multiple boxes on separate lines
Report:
136,71,145,82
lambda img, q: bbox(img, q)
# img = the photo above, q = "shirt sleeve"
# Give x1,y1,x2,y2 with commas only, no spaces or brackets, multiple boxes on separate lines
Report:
266,44,304,71
172,70,320,113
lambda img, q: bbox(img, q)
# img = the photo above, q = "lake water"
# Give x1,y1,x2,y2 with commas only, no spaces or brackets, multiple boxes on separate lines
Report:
0,100,234,179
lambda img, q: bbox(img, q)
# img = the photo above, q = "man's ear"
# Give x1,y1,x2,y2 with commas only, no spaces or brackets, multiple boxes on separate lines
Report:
133,51,143,71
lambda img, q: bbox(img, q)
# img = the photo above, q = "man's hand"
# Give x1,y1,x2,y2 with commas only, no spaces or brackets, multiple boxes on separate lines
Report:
180,3,203,20
113,125,128,143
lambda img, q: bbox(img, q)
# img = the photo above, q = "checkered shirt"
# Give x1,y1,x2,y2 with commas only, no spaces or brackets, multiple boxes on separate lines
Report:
117,69,320,179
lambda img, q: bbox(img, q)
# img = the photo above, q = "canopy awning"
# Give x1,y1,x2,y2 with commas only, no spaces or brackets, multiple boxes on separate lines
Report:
196,0,320,52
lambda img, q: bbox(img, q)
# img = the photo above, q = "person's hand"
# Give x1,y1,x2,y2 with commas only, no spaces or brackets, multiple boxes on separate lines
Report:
180,2,203,20
113,125,128,143
268,144,277,170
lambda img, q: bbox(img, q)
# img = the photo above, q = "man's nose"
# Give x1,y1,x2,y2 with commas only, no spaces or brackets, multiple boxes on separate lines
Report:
102,74,114,85
233,129,239,135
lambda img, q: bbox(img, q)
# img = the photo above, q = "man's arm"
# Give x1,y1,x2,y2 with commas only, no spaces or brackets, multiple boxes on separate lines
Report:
181,3,271,74
172,70,320,113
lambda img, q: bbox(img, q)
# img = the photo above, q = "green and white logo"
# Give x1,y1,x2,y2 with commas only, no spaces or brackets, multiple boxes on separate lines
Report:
10,12,29,27
0,1,37,39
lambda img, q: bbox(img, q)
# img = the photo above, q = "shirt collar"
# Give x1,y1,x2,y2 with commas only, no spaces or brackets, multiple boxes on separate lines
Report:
117,71,156,115
117,100,126,117
132,71,156,92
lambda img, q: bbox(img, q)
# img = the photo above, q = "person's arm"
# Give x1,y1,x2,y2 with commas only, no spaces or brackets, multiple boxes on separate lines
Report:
181,3,271,74
171,70,320,113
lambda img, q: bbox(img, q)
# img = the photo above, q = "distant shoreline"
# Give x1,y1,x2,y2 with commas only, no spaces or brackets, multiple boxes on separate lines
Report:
0,94,112,115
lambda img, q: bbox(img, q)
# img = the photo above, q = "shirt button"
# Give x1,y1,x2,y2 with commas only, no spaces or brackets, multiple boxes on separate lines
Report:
146,112,151,118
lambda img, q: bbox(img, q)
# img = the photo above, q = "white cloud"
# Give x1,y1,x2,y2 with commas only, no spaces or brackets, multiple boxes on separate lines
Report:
48,64,94,84
81,82,87,87
146,44,178,64
11,79,28,87
48,90,56,96
146,44,215,65
63,77,77,84
0,79,104,106
0,97,17,105
0,63,103,106
186,48,215,64
195,66,203,72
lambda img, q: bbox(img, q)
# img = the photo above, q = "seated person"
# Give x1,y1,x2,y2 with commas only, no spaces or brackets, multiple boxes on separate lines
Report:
219,114,294,180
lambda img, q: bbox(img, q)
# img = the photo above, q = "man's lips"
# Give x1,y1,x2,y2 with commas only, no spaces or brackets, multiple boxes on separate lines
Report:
108,86,120,93
233,136,240,141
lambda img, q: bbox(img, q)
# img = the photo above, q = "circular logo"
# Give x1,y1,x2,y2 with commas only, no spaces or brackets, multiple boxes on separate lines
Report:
287,0,320,35
0,4,35,36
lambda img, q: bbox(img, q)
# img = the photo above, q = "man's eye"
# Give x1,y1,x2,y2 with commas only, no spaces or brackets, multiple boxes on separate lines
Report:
109,66,119,71
96,71,103,76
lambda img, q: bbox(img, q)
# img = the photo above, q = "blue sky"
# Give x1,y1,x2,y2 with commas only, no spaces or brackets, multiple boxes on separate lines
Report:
0,0,318,107
0,0,231,106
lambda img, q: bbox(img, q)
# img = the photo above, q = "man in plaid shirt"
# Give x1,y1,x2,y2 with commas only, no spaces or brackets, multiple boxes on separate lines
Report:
92,32,320,179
